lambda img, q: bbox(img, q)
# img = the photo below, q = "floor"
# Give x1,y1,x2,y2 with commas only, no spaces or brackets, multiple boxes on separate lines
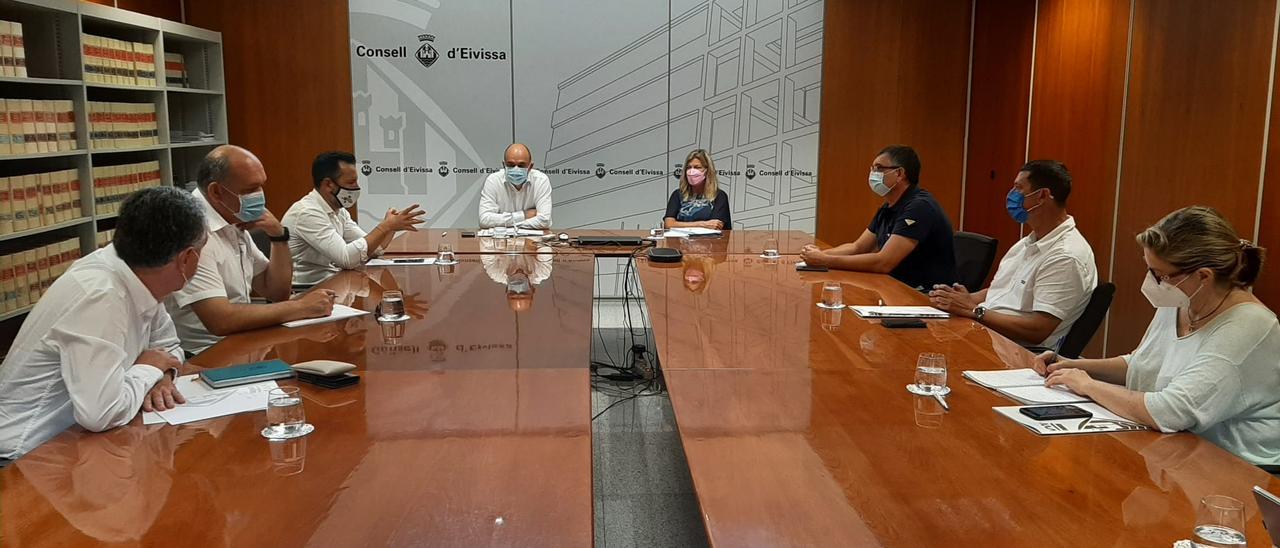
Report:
590,299,709,548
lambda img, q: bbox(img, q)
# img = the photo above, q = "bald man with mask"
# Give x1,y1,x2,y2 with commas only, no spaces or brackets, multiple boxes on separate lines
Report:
478,143,553,229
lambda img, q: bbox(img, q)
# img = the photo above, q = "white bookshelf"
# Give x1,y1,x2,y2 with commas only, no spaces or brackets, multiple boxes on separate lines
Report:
0,0,226,322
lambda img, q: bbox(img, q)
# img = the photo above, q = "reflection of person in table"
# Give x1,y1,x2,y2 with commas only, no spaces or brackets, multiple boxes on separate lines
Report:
1035,207,1279,466
481,249,554,312
682,255,718,294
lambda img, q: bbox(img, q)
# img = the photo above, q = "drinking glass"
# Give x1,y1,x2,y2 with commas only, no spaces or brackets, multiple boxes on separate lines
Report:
650,220,665,239
1193,495,1247,547
907,353,950,396
261,386,313,440
379,317,406,344
820,306,842,331
269,436,307,476
913,395,945,429
437,243,457,265
761,237,781,259
817,282,843,309
379,290,406,321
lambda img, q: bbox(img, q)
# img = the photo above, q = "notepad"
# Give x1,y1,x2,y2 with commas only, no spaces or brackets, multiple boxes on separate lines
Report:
963,368,1090,405
850,306,950,319
994,403,1148,436
366,257,437,267
282,304,370,328
664,227,722,238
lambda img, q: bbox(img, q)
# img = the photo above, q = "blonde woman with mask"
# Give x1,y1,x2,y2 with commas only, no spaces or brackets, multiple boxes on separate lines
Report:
1035,206,1279,466
665,149,731,230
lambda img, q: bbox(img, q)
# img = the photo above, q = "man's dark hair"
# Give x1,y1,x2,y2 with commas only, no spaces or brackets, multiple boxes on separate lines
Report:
1020,159,1072,206
196,149,231,192
879,145,921,185
115,187,206,268
312,151,356,188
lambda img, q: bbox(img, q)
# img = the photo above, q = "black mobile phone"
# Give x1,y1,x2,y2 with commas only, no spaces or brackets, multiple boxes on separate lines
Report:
1019,405,1093,421
460,231,477,238
796,263,829,272
392,258,426,264
882,318,926,329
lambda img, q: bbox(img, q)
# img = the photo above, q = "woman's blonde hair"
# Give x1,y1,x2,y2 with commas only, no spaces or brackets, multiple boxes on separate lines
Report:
1136,206,1265,289
680,149,719,202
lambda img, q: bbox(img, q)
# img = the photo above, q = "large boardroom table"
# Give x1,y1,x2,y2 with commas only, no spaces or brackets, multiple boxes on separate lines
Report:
2,229,1277,547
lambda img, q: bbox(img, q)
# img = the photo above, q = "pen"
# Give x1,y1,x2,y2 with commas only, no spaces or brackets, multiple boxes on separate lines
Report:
933,393,950,412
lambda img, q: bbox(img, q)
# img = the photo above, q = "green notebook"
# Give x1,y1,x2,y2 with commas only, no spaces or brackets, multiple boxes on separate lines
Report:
199,359,294,389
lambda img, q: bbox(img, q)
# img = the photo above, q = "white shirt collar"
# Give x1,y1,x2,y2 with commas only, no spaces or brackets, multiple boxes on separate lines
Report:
102,244,160,312
1026,215,1077,253
193,188,233,234
306,188,341,216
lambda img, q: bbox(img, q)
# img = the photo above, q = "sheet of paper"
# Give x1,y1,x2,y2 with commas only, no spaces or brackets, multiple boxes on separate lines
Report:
477,228,544,237
282,304,370,328
142,376,279,425
993,403,1148,436
850,305,950,319
997,384,1091,405
962,368,1046,389
366,257,437,267
663,227,722,238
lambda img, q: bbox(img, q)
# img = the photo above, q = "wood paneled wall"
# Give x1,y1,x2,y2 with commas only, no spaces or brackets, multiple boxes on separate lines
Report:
185,0,355,217
816,0,972,245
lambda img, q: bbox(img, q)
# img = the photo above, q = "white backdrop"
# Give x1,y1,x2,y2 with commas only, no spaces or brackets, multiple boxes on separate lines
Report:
348,0,823,234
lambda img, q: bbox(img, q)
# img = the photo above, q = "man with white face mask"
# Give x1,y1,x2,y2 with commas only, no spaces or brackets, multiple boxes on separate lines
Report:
166,145,337,355
801,144,958,290
0,188,205,460
282,151,427,285
478,143,553,229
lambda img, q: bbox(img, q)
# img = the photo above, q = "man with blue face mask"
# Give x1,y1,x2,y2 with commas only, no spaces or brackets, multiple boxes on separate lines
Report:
165,145,337,355
478,143,553,229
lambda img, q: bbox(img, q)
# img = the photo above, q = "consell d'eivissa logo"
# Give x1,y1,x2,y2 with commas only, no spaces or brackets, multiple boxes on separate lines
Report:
354,34,506,67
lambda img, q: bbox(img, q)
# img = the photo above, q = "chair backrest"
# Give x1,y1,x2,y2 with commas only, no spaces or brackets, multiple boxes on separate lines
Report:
248,229,271,258
1056,282,1116,359
953,231,998,292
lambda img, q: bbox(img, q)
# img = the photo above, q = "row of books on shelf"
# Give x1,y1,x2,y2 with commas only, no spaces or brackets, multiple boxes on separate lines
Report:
95,228,113,249
0,237,81,313
0,99,76,156
88,102,158,150
0,169,82,235
0,21,26,78
93,160,161,216
165,53,188,88
82,34,157,87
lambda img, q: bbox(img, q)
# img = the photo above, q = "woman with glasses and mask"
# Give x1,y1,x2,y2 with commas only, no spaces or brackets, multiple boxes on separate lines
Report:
1034,206,1279,466
665,149,731,230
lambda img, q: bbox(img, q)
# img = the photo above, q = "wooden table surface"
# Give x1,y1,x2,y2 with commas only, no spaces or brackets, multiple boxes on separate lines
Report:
0,256,597,547
638,254,1280,547
382,228,814,257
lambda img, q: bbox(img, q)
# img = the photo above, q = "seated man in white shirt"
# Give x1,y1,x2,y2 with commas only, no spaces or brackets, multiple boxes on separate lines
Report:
165,145,337,355
478,143,553,229
0,187,206,460
929,160,1098,350
282,151,426,285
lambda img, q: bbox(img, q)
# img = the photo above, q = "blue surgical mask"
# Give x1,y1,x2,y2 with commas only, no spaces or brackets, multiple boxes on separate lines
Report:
1005,188,1044,224
868,171,893,197
231,188,267,222
506,167,529,188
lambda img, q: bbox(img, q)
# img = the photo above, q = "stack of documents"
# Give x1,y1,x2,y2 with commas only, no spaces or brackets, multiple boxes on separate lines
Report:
850,306,950,319
663,227,722,238
142,375,277,426
994,403,1148,435
477,228,545,237
963,368,1090,405
366,257,437,267
282,304,370,328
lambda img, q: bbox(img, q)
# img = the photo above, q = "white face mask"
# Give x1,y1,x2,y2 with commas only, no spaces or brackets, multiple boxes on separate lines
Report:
1140,270,1202,309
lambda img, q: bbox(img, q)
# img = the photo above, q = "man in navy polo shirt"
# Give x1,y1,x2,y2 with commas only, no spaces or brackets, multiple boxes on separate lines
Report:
801,145,958,290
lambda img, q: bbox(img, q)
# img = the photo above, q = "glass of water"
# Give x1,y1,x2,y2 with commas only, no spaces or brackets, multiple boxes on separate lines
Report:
379,316,406,344
269,436,307,476
1194,495,1247,547
908,352,950,396
761,237,781,259
379,290,406,321
820,306,842,331
817,281,843,309
262,386,314,440
650,220,665,239
437,242,457,265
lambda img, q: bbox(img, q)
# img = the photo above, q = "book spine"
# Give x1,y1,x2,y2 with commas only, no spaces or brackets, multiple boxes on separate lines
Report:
12,22,24,78
67,168,81,215
19,99,35,154
0,99,9,155
0,177,10,235
0,22,14,78
22,174,37,229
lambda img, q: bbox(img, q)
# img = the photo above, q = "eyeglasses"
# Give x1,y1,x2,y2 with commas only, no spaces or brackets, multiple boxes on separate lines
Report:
1148,268,1186,286
871,164,902,173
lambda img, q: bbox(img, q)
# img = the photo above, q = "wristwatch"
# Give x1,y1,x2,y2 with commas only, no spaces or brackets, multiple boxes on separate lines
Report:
973,306,987,321
268,227,290,242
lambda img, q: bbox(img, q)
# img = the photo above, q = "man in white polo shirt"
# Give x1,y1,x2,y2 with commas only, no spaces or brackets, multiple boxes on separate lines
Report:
478,143,553,229
929,160,1097,350
165,145,336,355
282,151,426,285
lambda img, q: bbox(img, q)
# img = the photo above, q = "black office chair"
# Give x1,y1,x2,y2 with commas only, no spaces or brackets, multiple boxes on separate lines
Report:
248,229,271,258
953,231,998,292
1053,282,1116,359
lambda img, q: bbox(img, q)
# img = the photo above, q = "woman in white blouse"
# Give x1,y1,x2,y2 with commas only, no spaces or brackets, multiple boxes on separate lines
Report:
1036,206,1279,466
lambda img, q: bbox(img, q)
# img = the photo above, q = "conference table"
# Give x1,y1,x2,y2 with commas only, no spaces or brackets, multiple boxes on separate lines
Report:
1,230,1276,547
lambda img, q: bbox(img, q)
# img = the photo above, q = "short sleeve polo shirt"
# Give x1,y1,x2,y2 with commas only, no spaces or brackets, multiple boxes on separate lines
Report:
867,185,959,290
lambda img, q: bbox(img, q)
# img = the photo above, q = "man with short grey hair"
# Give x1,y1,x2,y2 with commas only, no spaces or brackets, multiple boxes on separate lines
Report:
0,187,204,460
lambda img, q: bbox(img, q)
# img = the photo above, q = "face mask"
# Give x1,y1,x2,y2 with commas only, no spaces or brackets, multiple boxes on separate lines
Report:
217,184,267,222
868,171,893,197
686,168,706,186
1140,270,1203,309
506,167,529,188
333,184,361,208
507,273,531,294
1006,188,1045,224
